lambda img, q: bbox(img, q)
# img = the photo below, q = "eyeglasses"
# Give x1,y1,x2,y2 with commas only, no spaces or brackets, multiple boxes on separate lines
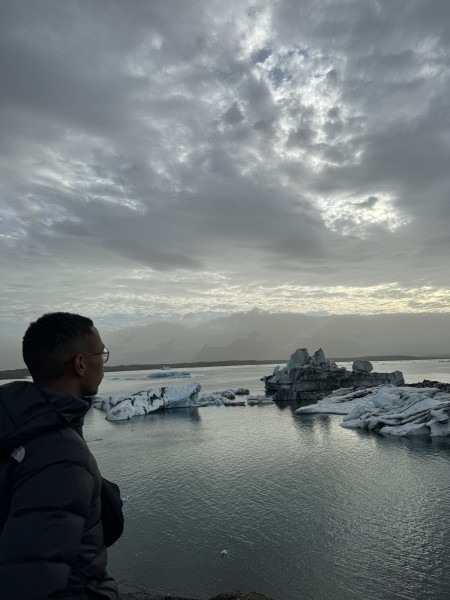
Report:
83,347,110,363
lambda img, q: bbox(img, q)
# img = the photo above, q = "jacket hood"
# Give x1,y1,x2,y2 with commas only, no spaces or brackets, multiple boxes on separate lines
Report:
0,381,91,448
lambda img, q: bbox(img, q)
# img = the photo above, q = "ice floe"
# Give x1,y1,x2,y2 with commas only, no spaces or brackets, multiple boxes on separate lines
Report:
93,384,271,418
247,395,274,405
93,383,201,420
296,385,450,436
197,394,226,406
146,370,191,379
196,388,251,406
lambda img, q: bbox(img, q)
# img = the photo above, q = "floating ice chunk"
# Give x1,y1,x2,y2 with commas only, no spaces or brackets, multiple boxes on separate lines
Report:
247,396,274,405
197,394,224,406
163,383,201,408
212,390,235,399
377,423,431,436
198,388,250,406
296,385,450,437
147,371,191,379
234,388,250,395
95,383,201,421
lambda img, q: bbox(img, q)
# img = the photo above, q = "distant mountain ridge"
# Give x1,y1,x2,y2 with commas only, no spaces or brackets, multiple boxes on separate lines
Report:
193,335,368,363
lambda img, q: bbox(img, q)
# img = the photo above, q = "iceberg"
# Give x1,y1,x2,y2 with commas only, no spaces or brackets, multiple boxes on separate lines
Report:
209,388,250,399
262,347,404,401
94,382,201,421
197,394,225,406
196,388,251,406
147,370,191,379
247,395,274,406
296,385,450,437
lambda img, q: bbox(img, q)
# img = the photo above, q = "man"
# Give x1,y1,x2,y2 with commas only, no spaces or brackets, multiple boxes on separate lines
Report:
0,312,119,599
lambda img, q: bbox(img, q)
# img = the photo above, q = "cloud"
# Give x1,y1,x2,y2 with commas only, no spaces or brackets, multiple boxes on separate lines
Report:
1,0,450,356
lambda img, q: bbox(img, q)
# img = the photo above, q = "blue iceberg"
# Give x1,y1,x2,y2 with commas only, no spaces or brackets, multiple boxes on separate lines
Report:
147,370,191,379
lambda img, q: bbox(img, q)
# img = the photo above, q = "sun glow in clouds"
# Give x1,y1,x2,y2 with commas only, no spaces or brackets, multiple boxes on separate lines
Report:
315,193,409,236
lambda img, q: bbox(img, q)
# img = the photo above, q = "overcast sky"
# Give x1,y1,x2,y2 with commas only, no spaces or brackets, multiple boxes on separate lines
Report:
1,0,450,357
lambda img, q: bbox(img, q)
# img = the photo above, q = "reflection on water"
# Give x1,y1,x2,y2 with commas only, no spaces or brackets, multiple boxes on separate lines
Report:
144,406,202,423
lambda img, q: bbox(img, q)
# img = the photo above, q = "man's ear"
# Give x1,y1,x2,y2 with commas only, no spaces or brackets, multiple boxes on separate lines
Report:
72,354,86,377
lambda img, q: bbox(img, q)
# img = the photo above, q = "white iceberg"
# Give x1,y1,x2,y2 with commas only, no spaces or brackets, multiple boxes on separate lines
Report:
295,385,450,437
94,382,201,421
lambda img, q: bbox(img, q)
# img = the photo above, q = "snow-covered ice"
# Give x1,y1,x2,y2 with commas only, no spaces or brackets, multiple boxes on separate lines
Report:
295,385,450,436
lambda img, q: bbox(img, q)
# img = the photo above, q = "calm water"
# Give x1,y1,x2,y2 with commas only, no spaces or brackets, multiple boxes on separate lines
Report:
82,361,450,600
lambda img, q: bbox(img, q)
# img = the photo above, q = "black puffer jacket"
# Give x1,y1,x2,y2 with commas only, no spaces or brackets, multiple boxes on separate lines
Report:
0,381,118,600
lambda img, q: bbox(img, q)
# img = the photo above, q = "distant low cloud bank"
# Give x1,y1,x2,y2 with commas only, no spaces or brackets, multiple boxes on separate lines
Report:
103,310,450,367
3,310,450,372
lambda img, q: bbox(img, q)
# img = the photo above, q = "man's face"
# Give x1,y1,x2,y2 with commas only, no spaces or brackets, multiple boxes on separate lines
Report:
80,326,106,397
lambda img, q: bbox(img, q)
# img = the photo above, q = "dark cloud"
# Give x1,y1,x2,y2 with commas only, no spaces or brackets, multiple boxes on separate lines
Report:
355,196,379,209
222,102,245,125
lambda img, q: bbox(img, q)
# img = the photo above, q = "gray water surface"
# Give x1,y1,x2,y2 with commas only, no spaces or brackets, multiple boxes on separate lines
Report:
84,363,450,600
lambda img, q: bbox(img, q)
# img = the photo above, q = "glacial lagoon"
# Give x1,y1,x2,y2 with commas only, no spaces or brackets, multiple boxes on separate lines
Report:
85,361,450,600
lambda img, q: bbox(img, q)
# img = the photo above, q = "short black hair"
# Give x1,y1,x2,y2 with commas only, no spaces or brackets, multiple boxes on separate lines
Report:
23,312,94,382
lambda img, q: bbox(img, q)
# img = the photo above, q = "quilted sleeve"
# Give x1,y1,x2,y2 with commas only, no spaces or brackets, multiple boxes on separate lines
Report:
0,440,97,600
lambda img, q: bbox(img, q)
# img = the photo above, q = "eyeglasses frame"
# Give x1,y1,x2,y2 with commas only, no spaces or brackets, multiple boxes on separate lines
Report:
82,347,110,363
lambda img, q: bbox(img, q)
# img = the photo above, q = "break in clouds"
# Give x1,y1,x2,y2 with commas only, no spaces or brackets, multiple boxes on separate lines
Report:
1,0,450,341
